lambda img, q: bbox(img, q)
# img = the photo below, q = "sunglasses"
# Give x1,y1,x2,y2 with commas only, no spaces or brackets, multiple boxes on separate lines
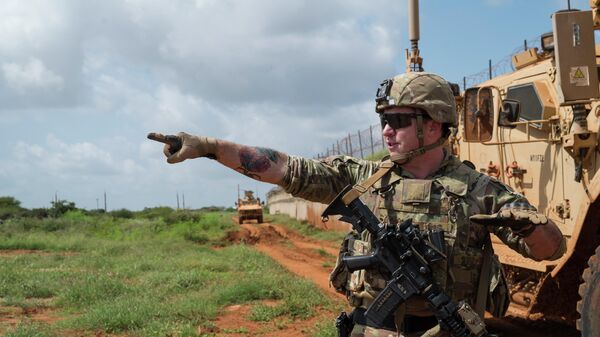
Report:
379,112,425,129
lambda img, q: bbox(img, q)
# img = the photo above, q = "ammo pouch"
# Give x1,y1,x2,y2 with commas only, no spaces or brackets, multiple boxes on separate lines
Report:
330,231,359,293
330,232,376,308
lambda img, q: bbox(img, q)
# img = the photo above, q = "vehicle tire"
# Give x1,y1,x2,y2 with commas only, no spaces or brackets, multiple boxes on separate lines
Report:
577,245,600,336
258,216,263,223
238,217,244,224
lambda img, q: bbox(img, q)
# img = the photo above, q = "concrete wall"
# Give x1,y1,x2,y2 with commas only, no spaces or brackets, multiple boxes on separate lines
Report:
267,187,351,232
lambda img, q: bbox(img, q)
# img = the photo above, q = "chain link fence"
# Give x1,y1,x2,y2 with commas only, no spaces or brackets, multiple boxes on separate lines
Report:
315,123,386,159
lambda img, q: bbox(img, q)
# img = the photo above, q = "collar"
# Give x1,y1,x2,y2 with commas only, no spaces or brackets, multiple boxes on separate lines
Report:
388,149,459,179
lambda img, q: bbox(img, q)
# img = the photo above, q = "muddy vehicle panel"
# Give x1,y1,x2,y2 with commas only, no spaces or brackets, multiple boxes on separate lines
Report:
450,7,600,335
236,190,263,224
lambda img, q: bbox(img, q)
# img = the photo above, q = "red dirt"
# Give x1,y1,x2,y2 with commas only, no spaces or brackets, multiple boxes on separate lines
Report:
208,301,331,337
226,223,344,301
0,305,62,334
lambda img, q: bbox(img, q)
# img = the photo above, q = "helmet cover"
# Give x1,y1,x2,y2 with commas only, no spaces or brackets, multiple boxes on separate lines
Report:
375,72,457,127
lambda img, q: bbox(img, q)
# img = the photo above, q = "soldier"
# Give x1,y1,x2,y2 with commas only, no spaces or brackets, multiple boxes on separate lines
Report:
152,72,565,337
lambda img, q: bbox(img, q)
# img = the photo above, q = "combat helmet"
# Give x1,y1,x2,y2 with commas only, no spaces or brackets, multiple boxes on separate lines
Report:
375,72,457,164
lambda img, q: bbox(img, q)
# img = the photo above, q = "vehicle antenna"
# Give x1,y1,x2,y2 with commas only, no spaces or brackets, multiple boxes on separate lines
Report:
406,0,423,72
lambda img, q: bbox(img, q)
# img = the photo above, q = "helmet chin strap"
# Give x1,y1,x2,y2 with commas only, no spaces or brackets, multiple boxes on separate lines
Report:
389,114,446,164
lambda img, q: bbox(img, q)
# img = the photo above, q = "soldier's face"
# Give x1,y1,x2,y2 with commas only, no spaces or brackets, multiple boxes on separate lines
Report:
382,107,436,157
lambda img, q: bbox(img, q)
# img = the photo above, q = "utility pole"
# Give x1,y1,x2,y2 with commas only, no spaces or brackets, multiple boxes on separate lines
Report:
182,193,186,209
104,191,107,212
176,192,180,210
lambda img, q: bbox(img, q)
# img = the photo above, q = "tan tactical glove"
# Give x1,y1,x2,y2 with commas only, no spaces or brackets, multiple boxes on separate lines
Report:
164,132,218,163
147,132,218,163
469,201,547,237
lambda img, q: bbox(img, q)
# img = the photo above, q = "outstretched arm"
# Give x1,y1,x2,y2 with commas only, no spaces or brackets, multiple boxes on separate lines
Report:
214,139,288,184
152,132,288,185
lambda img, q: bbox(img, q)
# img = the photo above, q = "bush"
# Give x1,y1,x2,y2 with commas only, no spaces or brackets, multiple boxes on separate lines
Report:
0,196,25,220
26,208,49,218
110,209,134,219
137,207,175,220
164,210,203,224
87,209,106,216
48,200,77,218
63,210,89,222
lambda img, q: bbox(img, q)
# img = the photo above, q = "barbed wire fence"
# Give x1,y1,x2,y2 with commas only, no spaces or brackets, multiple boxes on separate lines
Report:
463,35,542,89
315,123,386,159
315,35,544,160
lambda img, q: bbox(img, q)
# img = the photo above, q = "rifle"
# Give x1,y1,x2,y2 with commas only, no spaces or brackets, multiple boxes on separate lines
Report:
322,185,487,337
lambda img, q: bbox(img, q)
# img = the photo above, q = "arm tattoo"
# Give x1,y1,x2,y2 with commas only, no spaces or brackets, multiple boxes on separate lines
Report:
237,146,281,179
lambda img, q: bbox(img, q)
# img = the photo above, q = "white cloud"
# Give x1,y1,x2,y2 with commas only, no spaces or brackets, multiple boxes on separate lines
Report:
0,0,404,209
90,72,226,133
0,0,68,53
14,134,142,178
2,58,64,92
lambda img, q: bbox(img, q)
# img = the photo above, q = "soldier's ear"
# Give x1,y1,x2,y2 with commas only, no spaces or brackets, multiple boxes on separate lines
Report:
427,120,442,133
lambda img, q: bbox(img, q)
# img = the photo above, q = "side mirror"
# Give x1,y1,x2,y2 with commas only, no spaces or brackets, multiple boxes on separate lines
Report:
498,99,520,128
463,87,494,142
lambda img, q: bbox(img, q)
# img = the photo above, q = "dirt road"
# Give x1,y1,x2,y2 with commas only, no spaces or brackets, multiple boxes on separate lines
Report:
230,223,581,337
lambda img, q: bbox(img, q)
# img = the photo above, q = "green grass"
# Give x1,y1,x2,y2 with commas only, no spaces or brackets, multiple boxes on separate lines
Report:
266,213,347,242
309,318,338,337
364,149,388,161
4,323,57,337
0,211,336,336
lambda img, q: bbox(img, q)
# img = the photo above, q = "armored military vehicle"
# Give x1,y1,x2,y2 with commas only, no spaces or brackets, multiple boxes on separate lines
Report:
402,1,600,335
432,3,600,336
236,190,264,224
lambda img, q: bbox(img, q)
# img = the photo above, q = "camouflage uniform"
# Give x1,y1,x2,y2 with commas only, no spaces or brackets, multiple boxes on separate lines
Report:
280,72,564,336
281,151,562,336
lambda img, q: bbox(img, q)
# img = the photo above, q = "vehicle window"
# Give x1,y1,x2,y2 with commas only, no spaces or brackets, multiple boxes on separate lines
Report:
506,83,544,127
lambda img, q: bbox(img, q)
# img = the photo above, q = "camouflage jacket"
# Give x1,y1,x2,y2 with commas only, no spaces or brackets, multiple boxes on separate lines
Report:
280,151,551,317
281,151,535,258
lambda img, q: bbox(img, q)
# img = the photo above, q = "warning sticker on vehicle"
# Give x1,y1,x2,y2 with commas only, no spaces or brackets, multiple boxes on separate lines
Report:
570,66,590,86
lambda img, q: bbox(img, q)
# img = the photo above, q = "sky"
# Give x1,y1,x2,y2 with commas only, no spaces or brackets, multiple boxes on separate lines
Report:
0,0,589,211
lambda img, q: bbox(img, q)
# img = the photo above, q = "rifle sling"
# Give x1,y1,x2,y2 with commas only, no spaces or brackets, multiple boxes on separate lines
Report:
342,160,394,205
475,234,493,317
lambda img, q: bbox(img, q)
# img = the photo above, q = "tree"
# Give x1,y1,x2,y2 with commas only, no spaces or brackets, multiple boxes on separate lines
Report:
0,196,25,220
48,200,77,218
